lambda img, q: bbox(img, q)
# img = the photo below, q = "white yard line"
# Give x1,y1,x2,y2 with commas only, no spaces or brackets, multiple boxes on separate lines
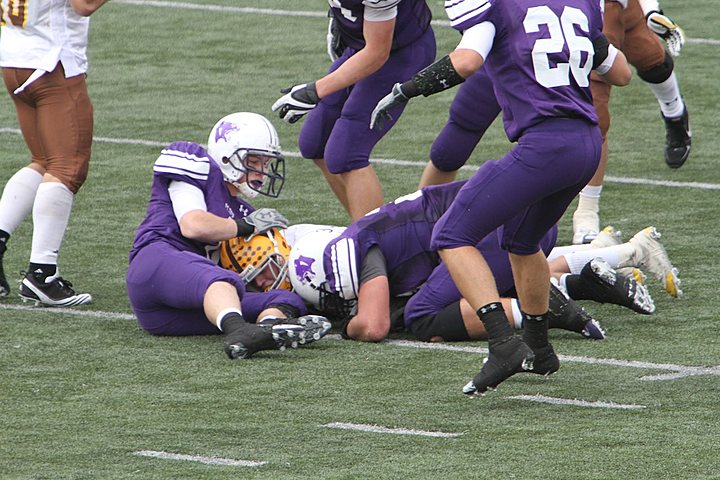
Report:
109,0,720,47
323,422,462,438
2,303,718,381
508,394,646,410
2,128,718,191
133,450,267,467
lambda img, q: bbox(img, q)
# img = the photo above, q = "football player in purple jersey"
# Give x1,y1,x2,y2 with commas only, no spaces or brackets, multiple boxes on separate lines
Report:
286,182,664,347
126,112,330,360
370,0,632,394
271,0,435,221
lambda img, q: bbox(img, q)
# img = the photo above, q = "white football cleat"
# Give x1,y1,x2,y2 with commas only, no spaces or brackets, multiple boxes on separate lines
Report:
628,227,682,298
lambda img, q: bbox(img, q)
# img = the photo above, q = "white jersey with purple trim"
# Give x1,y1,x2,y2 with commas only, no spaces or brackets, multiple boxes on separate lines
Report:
0,0,90,76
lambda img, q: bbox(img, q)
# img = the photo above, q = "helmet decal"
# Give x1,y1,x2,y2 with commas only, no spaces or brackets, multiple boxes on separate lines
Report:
293,255,317,285
214,121,239,144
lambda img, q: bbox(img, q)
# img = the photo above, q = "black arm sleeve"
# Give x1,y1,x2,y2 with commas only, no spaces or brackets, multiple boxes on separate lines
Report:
592,34,610,70
399,55,466,99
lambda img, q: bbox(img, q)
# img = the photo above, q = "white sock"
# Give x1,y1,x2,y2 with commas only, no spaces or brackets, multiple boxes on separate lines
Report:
547,244,593,262
578,185,602,207
563,243,636,274
216,307,243,331
29,182,74,265
0,167,43,234
510,299,523,329
646,72,684,118
559,274,571,293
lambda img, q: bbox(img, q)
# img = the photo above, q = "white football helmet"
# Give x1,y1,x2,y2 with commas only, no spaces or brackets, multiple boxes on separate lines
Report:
207,112,285,198
289,227,358,318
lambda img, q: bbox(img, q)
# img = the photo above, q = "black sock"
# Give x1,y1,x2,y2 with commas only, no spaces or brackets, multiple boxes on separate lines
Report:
564,274,594,300
522,312,549,349
219,312,247,332
477,302,513,342
28,263,58,282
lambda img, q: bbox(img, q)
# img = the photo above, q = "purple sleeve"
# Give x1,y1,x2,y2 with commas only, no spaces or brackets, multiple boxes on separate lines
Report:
152,141,211,190
444,0,493,33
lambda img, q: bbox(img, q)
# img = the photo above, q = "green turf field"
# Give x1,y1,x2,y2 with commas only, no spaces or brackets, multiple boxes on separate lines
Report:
1,1,719,478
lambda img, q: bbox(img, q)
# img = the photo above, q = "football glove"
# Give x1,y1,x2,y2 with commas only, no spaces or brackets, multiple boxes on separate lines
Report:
271,83,319,124
646,10,685,56
326,15,345,62
370,83,409,130
242,208,288,238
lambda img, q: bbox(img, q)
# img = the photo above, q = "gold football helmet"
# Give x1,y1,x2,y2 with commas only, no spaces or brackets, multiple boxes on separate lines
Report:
219,227,292,291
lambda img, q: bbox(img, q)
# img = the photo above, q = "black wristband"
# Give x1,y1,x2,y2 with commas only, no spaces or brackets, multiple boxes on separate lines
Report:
399,80,421,99
591,34,610,69
411,55,465,97
235,218,254,237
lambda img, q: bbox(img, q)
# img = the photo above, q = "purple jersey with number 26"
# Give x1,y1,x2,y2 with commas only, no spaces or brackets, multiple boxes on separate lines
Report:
445,0,604,141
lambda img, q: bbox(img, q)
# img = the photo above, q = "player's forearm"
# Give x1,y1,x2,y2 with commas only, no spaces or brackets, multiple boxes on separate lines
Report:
179,210,238,244
69,0,109,16
315,47,389,98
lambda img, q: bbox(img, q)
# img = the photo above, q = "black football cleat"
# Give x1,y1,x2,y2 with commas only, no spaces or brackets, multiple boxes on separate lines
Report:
526,344,560,376
258,314,332,346
662,104,691,169
224,322,304,359
548,283,606,340
463,336,534,396
19,270,92,307
579,258,655,314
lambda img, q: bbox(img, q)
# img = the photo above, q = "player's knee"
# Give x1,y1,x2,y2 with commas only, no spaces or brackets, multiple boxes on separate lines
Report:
326,156,368,175
637,52,674,84
429,124,482,172
298,136,324,161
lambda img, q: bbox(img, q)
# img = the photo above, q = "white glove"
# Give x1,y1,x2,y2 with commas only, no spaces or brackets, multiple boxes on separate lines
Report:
646,10,685,56
271,83,319,124
369,83,409,130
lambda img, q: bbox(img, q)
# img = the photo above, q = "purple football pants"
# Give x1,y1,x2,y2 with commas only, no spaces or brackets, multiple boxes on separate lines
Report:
126,242,306,336
404,225,558,326
431,118,601,255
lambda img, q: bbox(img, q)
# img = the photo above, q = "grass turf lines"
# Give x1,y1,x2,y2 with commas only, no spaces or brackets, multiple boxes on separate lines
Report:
1,1,719,478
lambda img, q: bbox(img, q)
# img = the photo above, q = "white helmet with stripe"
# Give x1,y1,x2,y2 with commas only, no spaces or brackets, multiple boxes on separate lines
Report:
288,227,358,317
207,112,285,198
